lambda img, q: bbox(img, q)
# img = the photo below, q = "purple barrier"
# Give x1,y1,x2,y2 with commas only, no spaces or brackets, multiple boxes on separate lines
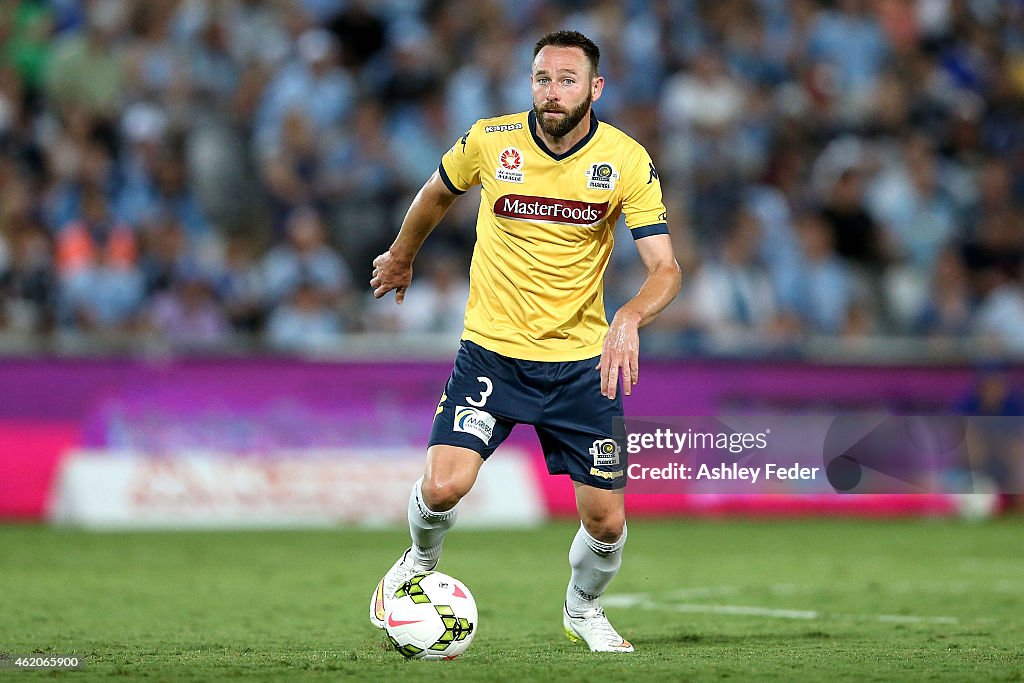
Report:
630,359,987,415
4,359,452,451
0,358,1001,451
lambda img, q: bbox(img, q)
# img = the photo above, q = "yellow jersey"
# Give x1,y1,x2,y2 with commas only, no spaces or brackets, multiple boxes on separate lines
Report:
438,110,668,362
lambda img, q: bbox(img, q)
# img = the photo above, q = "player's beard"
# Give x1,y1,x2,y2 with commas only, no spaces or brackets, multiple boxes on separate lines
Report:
534,92,592,140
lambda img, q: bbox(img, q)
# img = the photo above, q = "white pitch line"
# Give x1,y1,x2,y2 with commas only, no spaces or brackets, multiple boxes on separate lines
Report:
603,593,959,625
661,586,740,599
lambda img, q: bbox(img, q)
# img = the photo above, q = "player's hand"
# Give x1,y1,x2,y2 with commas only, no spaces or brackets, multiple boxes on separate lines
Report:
370,250,413,304
597,311,641,399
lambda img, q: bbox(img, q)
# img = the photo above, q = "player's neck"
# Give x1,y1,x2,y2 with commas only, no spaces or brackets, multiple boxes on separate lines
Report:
534,109,594,155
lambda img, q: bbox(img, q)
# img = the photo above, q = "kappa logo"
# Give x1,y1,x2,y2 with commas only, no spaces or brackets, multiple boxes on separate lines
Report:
454,406,496,445
435,392,447,416
484,123,524,133
496,147,524,183
648,161,659,184
589,438,621,467
585,162,619,191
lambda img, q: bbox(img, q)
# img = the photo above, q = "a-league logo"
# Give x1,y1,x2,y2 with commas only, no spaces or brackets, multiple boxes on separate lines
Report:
495,147,525,183
589,438,621,467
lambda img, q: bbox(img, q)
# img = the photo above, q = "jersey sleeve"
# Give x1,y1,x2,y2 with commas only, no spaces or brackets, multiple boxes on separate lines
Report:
438,121,482,194
621,145,669,239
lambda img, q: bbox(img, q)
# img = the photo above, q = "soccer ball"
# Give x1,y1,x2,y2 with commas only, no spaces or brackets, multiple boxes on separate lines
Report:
384,571,477,660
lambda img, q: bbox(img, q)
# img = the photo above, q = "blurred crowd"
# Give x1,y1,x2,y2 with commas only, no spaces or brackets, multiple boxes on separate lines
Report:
1,0,1024,354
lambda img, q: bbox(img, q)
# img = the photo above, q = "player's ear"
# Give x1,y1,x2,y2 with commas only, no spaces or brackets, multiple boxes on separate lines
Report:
591,75,605,102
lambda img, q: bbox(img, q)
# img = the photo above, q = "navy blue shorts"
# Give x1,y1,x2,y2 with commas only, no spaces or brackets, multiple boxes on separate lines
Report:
429,340,626,490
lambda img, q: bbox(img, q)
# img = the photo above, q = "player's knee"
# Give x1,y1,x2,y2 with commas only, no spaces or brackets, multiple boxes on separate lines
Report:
421,476,470,512
582,511,625,544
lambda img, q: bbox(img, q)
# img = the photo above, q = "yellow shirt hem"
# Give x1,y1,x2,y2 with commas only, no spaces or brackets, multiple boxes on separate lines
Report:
461,330,604,363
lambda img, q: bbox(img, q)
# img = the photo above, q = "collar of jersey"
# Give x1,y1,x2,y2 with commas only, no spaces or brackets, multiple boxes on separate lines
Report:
527,109,600,161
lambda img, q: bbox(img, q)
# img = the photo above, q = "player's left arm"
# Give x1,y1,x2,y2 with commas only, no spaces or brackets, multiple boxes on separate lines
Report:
599,233,681,399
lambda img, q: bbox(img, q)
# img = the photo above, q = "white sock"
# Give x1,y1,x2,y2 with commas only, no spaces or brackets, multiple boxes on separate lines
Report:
407,477,458,571
566,522,627,615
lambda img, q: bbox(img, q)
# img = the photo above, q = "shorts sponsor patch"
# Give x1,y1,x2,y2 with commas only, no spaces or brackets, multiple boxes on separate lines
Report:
590,467,624,480
589,438,621,466
454,406,496,445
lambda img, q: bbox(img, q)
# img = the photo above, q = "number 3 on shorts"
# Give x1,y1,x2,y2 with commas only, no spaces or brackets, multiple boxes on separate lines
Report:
466,376,493,407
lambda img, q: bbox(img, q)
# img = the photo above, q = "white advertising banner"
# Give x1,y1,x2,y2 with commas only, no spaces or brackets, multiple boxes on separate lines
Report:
50,448,545,529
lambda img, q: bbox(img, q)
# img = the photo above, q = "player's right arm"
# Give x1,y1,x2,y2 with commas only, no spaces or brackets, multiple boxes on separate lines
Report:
371,124,482,304
371,171,458,303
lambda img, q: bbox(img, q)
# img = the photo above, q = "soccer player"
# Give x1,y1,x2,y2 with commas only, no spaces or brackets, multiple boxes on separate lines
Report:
369,30,681,652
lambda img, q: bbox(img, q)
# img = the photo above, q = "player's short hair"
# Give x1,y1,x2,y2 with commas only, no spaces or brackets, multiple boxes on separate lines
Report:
533,30,600,79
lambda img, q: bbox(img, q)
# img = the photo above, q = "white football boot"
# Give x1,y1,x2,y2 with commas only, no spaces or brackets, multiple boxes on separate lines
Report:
369,548,421,629
563,603,634,652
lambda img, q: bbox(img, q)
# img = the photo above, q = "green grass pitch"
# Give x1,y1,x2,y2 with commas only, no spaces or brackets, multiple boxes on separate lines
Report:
2,519,1022,681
